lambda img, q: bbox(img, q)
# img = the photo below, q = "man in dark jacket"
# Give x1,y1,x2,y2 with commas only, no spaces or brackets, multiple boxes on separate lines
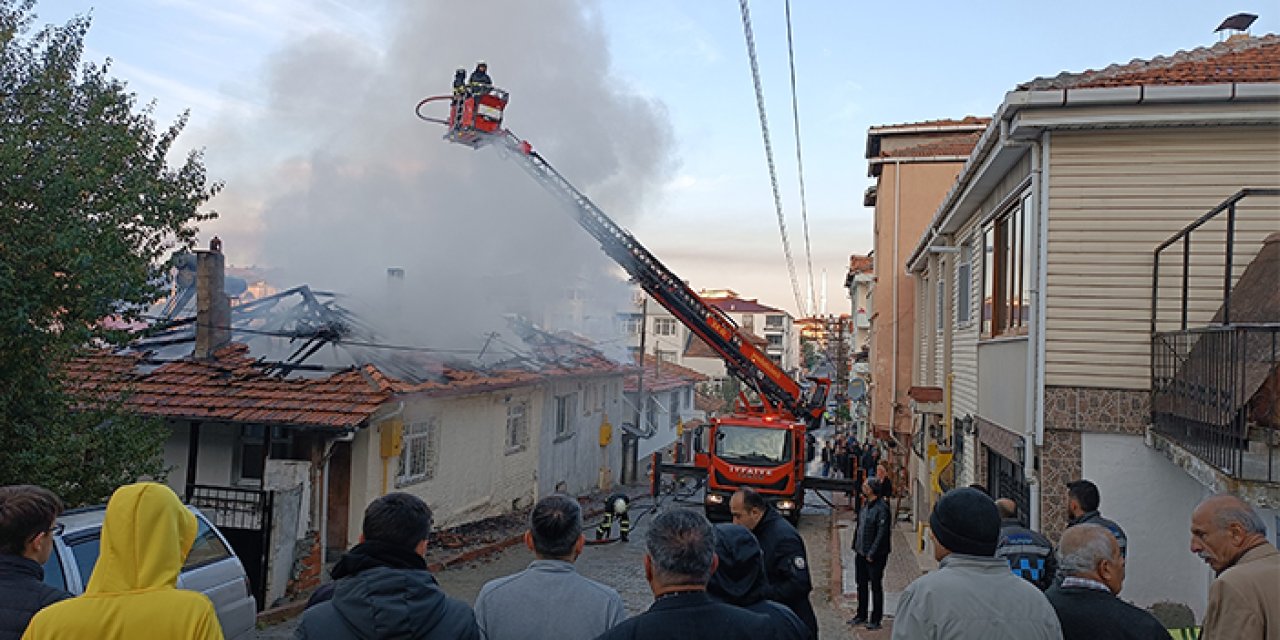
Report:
707,524,808,640
595,509,771,640
468,61,491,88
994,498,1057,590
0,485,70,640
1066,479,1128,557
848,477,891,630
730,487,818,639
297,493,479,640
1045,523,1168,639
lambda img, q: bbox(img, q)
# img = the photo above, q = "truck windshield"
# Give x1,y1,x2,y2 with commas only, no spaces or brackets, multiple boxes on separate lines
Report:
714,425,790,465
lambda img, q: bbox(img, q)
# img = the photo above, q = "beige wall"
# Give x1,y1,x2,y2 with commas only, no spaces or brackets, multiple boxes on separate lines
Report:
1046,126,1280,389
869,161,965,437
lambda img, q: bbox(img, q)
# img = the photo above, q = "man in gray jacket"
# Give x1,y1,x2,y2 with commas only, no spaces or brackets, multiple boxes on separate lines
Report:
892,487,1062,640
474,494,624,640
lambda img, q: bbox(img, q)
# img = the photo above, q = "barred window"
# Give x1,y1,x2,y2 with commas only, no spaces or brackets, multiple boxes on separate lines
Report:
506,402,529,454
396,418,439,487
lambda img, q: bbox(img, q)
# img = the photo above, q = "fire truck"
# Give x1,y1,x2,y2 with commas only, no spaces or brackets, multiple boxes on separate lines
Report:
416,85,858,522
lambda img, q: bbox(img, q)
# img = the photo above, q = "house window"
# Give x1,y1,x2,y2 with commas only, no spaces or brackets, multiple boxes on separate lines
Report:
238,425,290,483
765,315,784,329
656,349,677,364
742,315,755,333
669,391,681,430
620,314,642,335
982,193,1033,337
957,243,972,326
555,394,577,440
396,418,439,487
506,402,529,454
767,334,783,349
653,318,677,336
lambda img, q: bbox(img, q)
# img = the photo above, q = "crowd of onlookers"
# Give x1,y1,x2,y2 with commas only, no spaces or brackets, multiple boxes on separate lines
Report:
1,476,1276,639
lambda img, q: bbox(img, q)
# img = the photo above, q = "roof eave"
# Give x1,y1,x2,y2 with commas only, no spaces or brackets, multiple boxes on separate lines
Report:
905,81,1280,272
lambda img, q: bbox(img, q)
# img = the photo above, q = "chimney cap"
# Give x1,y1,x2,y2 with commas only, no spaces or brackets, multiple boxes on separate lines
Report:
1215,13,1257,32
210,236,223,253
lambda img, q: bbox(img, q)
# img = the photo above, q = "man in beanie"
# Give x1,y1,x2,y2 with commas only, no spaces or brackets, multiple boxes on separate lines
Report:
707,524,808,640
891,487,1062,640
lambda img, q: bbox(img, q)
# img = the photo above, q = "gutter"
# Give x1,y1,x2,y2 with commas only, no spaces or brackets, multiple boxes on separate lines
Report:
904,81,1280,271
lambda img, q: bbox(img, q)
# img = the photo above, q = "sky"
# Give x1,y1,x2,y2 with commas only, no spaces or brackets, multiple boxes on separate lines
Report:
31,0,1280,328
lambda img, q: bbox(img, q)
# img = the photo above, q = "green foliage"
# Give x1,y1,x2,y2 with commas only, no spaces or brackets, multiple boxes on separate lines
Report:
0,0,218,504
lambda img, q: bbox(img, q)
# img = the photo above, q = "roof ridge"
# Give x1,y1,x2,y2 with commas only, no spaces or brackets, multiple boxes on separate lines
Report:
1020,33,1280,90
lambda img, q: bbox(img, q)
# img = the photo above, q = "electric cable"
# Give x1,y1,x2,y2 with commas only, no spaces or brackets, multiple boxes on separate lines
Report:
738,0,807,317
784,0,817,315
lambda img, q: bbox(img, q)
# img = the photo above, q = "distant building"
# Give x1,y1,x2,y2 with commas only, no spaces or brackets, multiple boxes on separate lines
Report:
699,290,800,373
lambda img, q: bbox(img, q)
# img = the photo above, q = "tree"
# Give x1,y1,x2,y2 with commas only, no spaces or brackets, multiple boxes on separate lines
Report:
0,0,219,504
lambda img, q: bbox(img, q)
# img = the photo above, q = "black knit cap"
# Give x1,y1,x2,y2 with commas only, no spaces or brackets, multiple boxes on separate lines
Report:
929,487,1001,557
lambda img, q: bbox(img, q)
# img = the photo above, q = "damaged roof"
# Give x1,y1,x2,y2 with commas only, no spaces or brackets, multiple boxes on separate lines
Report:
65,344,392,429
624,355,708,394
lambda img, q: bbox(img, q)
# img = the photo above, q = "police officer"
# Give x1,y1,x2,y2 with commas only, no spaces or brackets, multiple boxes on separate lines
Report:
730,487,817,639
595,492,630,542
994,498,1057,591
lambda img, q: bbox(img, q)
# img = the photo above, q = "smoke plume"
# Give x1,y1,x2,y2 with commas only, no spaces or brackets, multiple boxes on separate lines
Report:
201,0,675,360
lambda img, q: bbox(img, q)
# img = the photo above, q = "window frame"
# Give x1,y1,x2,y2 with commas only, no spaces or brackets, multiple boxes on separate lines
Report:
982,191,1034,338
956,242,973,327
653,317,677,336
396,417,439,486
554,393,577,441
505,401,529,454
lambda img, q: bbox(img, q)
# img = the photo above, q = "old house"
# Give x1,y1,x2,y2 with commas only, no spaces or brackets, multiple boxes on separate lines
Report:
906,34,1280,616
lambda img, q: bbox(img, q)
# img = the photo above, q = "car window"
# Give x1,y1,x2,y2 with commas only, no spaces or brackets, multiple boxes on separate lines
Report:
41,548,66,592
68,535,100,587
184,515,232,570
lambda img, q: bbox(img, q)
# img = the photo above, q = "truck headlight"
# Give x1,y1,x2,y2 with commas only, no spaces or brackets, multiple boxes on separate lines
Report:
776,500,795,511
705,494,725,505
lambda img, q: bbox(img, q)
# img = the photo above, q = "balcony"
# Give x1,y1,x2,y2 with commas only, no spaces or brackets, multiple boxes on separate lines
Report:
1150,189,1280,492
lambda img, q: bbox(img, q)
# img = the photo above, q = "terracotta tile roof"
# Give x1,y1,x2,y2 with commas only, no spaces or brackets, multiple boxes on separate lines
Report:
848,254,873,274
1020,34,1280,90
623,355,708,393
703,296,786,315
684,332,766,360
65,344,392,429
869,116,991,131
877,132,983,159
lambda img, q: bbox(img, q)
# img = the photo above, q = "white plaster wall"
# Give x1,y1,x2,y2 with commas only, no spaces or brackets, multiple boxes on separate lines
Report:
162,426,190,496
976,339,1028,433
540,376,625,498
164,422,240,492
1082,433,1213,620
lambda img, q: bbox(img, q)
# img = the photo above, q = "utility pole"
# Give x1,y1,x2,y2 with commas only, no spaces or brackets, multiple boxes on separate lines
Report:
622,296,647,485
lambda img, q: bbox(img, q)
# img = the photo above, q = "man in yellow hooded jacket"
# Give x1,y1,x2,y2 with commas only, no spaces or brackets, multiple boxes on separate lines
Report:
23,482,224,640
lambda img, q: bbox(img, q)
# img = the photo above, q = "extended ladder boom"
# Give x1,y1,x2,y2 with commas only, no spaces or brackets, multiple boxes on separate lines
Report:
490,131,824,428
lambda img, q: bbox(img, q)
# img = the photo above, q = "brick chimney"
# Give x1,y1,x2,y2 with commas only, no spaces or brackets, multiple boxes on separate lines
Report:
194,237,231,359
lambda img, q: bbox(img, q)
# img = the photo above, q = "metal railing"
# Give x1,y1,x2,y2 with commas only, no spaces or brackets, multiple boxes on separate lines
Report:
1150,188,1280,482
187,484,273,530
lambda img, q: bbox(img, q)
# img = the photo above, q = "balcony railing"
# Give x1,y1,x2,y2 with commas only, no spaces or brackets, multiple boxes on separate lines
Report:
1152,326,1278,482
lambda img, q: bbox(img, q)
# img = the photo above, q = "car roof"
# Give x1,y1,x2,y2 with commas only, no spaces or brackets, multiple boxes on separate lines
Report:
58,504,208,537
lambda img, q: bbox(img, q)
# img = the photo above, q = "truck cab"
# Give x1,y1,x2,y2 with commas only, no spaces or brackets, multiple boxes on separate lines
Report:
701,415,808,524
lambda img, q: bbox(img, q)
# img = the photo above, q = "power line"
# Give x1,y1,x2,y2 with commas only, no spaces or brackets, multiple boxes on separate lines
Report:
784,0,817,315
738,0,807,318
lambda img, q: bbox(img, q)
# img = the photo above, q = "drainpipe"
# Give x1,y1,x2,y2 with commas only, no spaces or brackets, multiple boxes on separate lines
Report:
1001,116,1047,530
891,159,902,444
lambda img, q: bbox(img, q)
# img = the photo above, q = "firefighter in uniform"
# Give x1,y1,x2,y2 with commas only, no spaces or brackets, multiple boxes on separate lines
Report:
595,492,630,542
994,498,1057,590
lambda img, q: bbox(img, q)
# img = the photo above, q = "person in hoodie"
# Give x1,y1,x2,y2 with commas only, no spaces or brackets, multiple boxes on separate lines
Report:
298,492,478,640
707,524,809,640
22,482,223,640
0,485,70,640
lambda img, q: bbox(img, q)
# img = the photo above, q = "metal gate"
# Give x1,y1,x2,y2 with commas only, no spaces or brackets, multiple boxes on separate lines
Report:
985,448,1030,526
187,485,273,609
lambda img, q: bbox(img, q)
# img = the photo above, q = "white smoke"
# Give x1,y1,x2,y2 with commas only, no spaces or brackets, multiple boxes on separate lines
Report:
201,0,675,359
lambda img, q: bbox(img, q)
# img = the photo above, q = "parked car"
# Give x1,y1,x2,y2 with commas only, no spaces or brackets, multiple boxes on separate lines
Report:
41,504,257,640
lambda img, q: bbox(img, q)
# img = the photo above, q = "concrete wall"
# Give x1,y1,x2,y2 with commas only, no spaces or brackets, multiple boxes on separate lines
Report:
1081,433,1213,620
977,338,1028,433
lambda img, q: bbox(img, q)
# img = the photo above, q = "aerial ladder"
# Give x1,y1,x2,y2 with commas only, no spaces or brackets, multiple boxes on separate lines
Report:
417,85,856,521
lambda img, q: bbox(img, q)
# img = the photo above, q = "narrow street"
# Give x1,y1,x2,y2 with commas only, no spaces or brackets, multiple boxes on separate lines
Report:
255,495,860,638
